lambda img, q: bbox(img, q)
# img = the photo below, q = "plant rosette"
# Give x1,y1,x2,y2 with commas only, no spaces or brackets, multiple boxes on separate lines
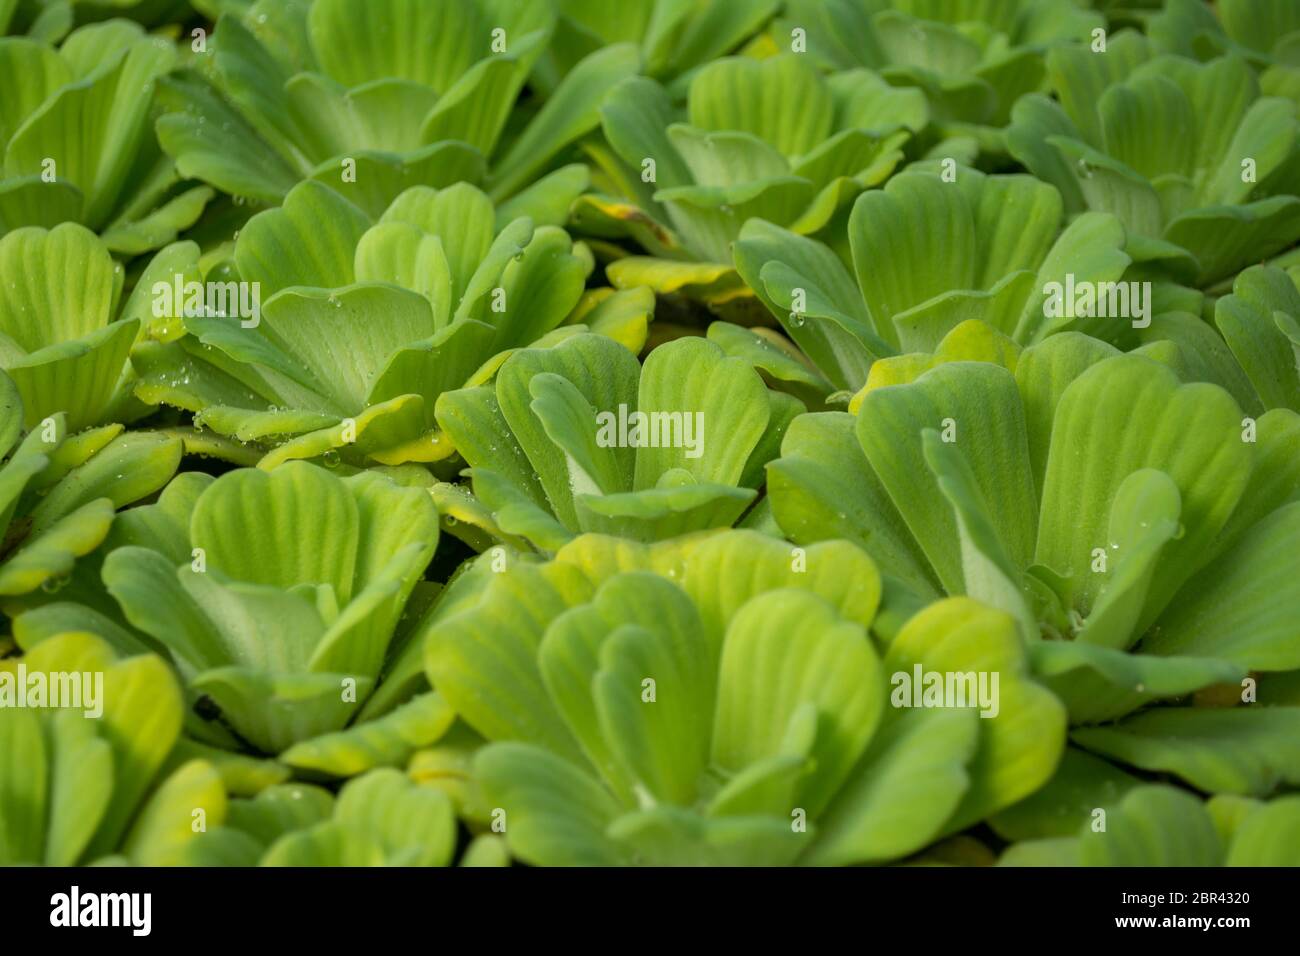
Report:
0,21,213,253
424,529,1067,866
155,0,641,225
99,462,441,759
433,332,801,552
132,180,654,470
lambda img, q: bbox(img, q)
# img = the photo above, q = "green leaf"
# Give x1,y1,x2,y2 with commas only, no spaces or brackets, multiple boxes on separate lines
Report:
475,742,629,866
334,768,456,866
87,653,184,857
608,805,805,867
425,562,593,761
44,708,112,865
633,336,769,489
496,333,640,530
234,180,370,295
1073,469,1182,650
595,614,710,806
0,220,116,346
688,55,832,157
733,218,884,391
885,598,1067,831
1226,796,1300,866
715,590,882,817
156,70,302,204
0,498,113,597
308,0,483,93
261,822,385,866
1077,785,1222,866
489,43,640,200
1037,354,1250,629
1073,707,1300,797
1165,197,1300,286
1031,641,1244,725
1147,501,1300,670
922,429,1035,641
190,461,359,600
31,432,182,533
1215,265,1300,412
808,705,977,866
123,759,227,866
680,531,883,644
857,362,1037,595
1014,333,1121,495
280,691,455,777
767,412,936,595
6,29,175,228
990,747,1144,842
0,707,46,864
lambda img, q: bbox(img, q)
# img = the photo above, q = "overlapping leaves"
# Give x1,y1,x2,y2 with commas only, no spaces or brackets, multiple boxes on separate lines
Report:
435,332,796,550
0,21,212,253
424,530,1065,865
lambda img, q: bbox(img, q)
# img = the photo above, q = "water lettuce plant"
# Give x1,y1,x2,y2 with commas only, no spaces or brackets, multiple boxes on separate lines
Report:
101,462,439,754
776,0,1105,147
1,0,1299,871
427,531,1065,865
585,53,921,313
1007,36,1300,286
131,180,644,468
155,0,638,221
0,369,180,606
0,631,223,866
769,336,1300,784
533,0,777,94
0,21,212,252
729,166,1142,397
184,767,508,866
434,332,798,550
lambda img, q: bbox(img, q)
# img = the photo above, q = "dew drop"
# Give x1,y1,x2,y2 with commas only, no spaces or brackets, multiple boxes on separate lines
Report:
41,574,70,594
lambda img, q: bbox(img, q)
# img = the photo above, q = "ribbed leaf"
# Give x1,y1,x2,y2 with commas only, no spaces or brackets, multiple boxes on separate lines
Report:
1037,355,1249,627
680,530,882,643
309,0,482,93
1032,642,1244,725
858,362,1037,594
1073,707,1300,796
191,462,359,599
1147,501,1300,670
123,759,226,866
715,590,882,817
1078,785,1222,866
424,562,593,761
334,768,456,866
806,702,977,866
474,742,629,866
280,691,455,777
767,412,936,595
885,598,1067,831
633,336,769,489
234,180,369,295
